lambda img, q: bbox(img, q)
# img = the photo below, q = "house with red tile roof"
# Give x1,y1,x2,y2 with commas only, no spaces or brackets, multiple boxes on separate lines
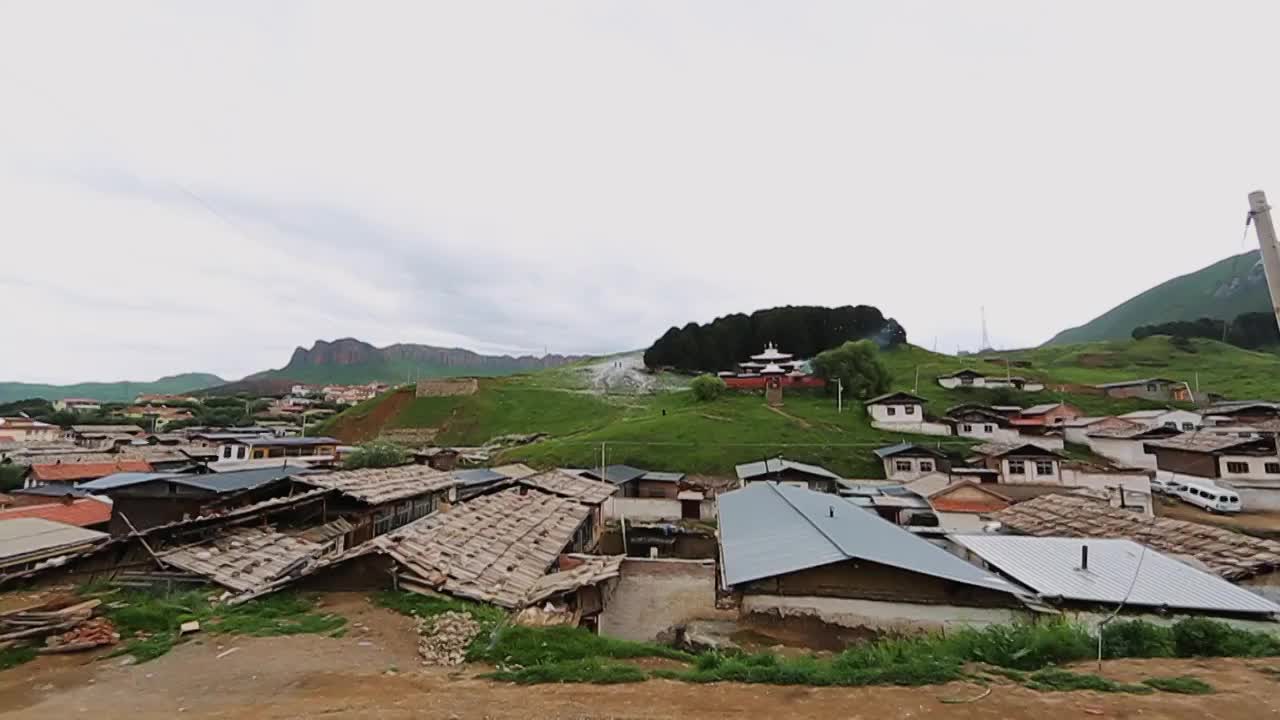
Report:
0,498,111,529
27,459,153,485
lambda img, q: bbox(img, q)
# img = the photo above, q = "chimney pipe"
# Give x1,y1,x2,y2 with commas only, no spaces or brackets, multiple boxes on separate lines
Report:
1080,544,1089,571
828,506,834,518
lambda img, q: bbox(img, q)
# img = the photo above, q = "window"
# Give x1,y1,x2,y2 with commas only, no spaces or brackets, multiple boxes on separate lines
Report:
1267,463,1280,475
222,445,233,459
1226,461,1249,474
962,424,973,432
235,446,246,460
983,424,994,433
887,407,897,416
919,460,934,472
1034,460,1054,476
1181,422,1195,431
961,376,974,386
1008,460,1026,475
894,460,913,472
1163,422,1177,429
1147,383,1158,392
905,405,916,415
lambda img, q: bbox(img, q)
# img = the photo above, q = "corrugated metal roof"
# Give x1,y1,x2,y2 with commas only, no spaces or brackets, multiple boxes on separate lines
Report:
717,482,1022,596
865,391,927,405
0,518,108,563
639,471,686,483
873,443,946,460
735,458,841,481
953,535,1279,616
80,467,305,494
581,464,648,485
452,468,507,487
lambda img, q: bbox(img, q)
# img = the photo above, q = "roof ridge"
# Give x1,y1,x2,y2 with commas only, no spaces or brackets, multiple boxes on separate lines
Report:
763,482,851,561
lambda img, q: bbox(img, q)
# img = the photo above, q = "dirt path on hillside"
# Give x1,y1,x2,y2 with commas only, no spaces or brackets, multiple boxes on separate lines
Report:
765,405,813,428
1155,497,1280,538
3,593,1279,720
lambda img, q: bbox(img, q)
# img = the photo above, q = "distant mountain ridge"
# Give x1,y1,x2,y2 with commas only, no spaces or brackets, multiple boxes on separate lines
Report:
0,373,226,404
245,338,588,385
1046,250,1272,345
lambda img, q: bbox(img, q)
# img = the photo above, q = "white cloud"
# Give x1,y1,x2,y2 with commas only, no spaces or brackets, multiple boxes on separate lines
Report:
3,1,1280,382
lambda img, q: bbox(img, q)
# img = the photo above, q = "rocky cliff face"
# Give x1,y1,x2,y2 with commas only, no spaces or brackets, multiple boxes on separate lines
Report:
281,338,585,374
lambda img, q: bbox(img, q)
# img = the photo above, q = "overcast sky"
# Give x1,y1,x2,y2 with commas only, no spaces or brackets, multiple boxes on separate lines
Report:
3,2,1280,383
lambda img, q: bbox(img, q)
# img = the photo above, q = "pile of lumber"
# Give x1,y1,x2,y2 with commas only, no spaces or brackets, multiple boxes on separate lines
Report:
0,596,118,653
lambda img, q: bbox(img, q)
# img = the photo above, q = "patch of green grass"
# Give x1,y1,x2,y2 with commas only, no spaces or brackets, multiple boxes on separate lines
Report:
1142,676,1215,694
1025,668,1152,694
487,658,650,684
477,625,692,666
1171,617,1280,658
96,589,347,663
0,646,36,671
980,666,1028,682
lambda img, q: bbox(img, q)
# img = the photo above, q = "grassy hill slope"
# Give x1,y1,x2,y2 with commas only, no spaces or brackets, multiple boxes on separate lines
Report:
0,373,227,404
1047,250,1269,345
317,337,1280,477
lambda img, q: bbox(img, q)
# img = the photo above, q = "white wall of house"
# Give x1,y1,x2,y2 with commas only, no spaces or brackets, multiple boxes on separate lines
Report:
1022,382,1045,392
1064,427,1092,445
938,377,986,389
868,402,924,424
1127,410,1202,430
1216,455,1280,482
740,594,1028,634
603,496,715,522
954,423,1019,443
1059,469,1154,515
1084,437,1158,470
882,458,945,482
872,420,951,436
1000,457,1061,484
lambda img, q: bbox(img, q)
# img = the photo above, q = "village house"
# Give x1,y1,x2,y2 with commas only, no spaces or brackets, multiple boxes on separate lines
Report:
1010,403,1083,428
873,443,951,482
983,376,1045,392
1095,378,1191,401
0,518,109,576
901,476,1012,532
1119,408,1202,432
735,458,845,493
944,405,1019,443
209,436,339,469
67,425,147,449
290,466,460,545
1143,434,1280,510
1201,401,1280,424
79,466,311,534
1062,416,1142,445
993,494,1280,601
865,391,951,436
450,464,538,501
971,442,1065,484
0,496,112,531
515,469,617,550
970,442,1153,513
24,459,154,488
1081,424,1178,470
368,488,623,623
717,482,1034,638
839,482,933,526
52,398,102,413
0,417,61,444
952,535,1279,622
936,369,988,389
122,405,195,429
578,465,686,499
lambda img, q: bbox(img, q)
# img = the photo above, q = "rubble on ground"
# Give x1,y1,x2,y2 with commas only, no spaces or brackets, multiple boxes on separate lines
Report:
416,611,480,666
0,596,119,654
44,617,120,652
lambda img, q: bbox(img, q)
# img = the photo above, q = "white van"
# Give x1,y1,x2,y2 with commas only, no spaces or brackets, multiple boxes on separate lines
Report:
1151,476,1186,496
1177,482,1242,514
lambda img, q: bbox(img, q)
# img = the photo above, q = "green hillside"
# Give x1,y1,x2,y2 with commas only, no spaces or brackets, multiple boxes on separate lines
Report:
316,337,1280,478
1047,250,1270,345
0,373,226,404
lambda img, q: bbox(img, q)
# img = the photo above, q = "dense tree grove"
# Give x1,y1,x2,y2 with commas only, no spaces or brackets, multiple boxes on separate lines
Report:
1132,312,1280,350
810,340,892,400
644,305,907,372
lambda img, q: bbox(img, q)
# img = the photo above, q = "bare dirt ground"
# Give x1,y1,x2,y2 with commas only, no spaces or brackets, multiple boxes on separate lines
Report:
1155,496,1280,537
3,594,1280,720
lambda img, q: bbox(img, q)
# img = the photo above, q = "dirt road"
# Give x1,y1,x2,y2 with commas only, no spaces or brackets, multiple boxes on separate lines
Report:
3,596,1280,719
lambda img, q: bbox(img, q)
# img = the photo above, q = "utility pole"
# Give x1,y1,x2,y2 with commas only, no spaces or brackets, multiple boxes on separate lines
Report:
837,379,844,413
1248,191,1280,334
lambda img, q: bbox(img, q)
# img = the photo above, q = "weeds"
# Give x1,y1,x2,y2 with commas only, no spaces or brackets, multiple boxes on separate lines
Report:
477,625,692,666
1025,669,1151,694
1142,676,1215,695
0,647,36,671
1171,618,1280,658
487,658,649,684
1101,620,1175,659
96,588,347,663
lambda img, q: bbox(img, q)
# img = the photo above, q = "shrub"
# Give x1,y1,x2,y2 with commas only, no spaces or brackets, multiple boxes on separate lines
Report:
811,340,891,400
1101,620,1174,659
1026,669,1151,694
487,658,649,684
342,440,410,469
938,620,1095,670
1142,676,1214,694
1171,618,1280,657
689,374,727,402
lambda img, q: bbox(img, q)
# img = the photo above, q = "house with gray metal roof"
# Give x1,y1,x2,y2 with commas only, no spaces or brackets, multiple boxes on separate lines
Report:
735,458,843,493
952,535,1279,619
717,482,1036,634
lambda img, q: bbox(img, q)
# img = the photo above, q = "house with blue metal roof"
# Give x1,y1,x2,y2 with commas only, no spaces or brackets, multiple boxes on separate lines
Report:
717,482,1038,635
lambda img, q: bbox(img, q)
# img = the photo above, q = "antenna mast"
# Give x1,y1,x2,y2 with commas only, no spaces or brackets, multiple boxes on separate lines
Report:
1248,191,1280,334
980,306,992,351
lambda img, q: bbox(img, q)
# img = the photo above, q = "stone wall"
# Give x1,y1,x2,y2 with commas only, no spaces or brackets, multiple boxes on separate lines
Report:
415,378,479,398
598,558,727,641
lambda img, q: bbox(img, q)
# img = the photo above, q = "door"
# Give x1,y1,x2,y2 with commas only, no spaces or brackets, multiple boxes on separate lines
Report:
681,499,700,520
